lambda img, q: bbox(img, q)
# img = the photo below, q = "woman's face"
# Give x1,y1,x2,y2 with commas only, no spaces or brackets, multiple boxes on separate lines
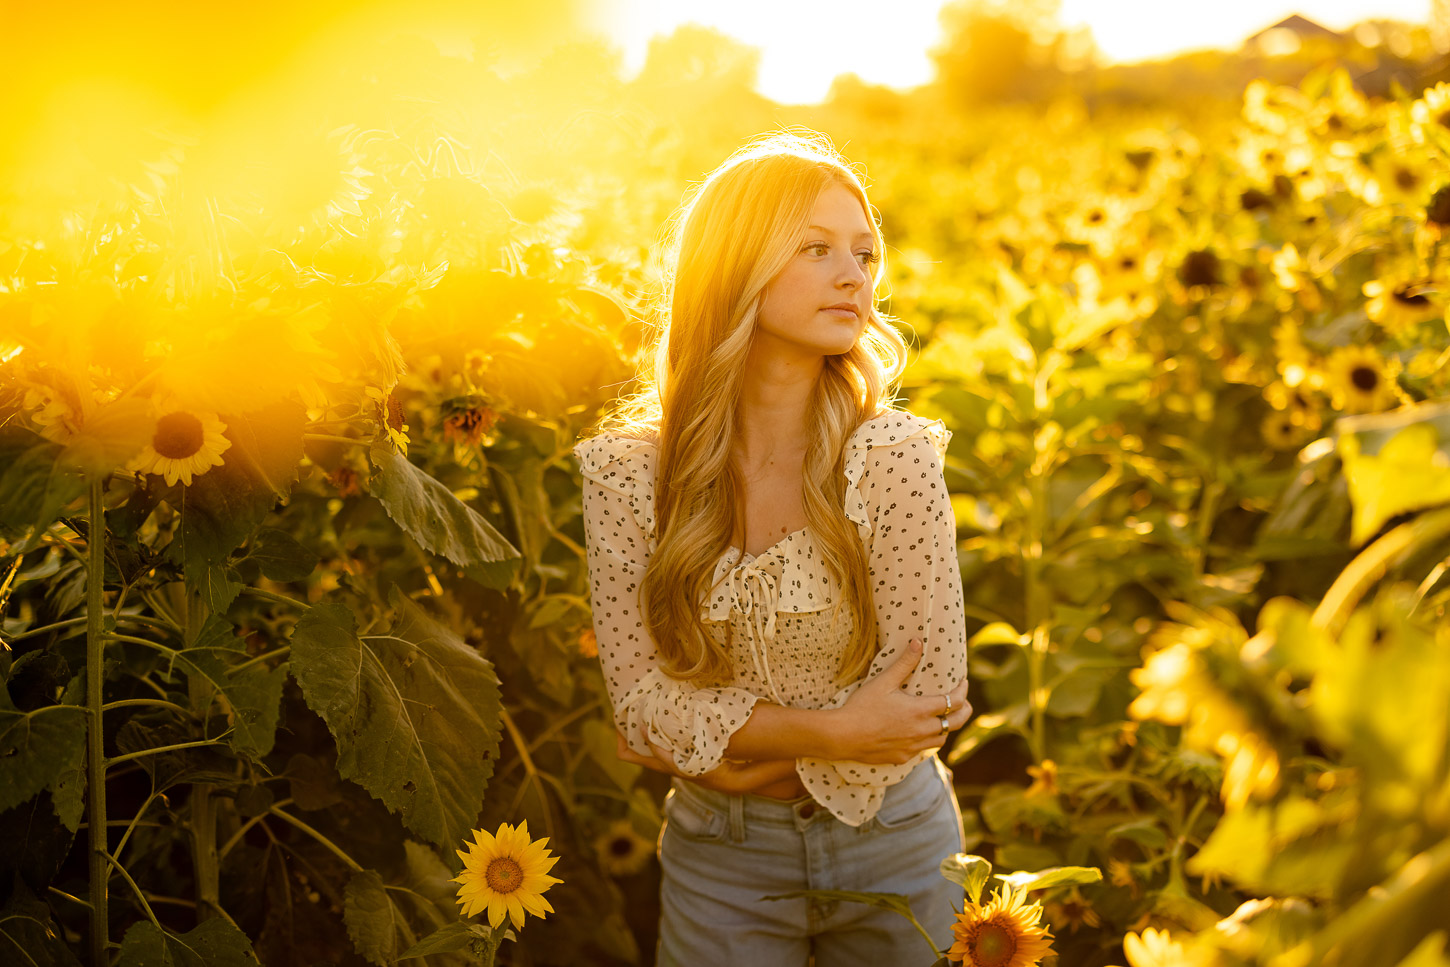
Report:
753,182,876,362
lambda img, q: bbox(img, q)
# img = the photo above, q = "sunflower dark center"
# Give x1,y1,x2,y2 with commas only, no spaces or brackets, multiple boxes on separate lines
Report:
1395,167,1419,191
1087,209,1105,224
609,836,635,857
485,857,523,894
385,395,406,432
1438,109,1450,129
1179,249,1222,288
153,412,205,459
1350,365,1379,391
971,921,1017,967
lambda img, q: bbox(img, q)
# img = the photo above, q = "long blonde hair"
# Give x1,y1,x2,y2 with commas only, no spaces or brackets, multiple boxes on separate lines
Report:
595,129,908,685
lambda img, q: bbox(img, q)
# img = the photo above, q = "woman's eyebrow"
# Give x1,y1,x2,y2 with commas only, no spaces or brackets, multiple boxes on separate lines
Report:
805,225,875,240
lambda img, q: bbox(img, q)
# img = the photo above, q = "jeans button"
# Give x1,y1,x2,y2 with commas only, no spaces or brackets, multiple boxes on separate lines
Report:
798,802,816,819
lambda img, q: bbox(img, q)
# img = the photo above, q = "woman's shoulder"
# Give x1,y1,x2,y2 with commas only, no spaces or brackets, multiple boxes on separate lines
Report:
572,428,661,492
845,406,951,459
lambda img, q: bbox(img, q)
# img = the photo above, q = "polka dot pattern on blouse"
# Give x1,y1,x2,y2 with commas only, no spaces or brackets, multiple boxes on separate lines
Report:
572,409,969,827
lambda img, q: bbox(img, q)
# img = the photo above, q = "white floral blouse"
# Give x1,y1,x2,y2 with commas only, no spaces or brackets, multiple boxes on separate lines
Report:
572,409,969,826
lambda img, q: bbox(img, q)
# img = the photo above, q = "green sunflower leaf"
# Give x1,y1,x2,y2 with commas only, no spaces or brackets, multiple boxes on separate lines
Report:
367,445,520,589
170,615,287,758
115,917,262,967
247,526,320,582
940,853,993,904
290,588,502,851
344,869,414,967
1336,401,1450,546
399,922,485,960
0,881,82,967
173,400,306,570
0,690,87,816
993,865,1104,891
59,396,155,480
0,427,87,549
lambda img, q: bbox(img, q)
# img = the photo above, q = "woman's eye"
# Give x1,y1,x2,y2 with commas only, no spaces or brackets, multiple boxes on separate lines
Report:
856,250,879,264
804,243,829,256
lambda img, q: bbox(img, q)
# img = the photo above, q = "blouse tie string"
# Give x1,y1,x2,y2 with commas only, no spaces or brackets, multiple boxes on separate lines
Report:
725,556,785,705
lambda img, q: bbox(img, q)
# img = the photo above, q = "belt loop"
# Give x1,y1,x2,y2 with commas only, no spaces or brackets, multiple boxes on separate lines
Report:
729,794,746,843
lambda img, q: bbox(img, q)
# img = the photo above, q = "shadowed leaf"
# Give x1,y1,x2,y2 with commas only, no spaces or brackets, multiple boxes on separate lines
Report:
116,917,262,967
0,691,86,816
290,588,502,850
368,445,520,589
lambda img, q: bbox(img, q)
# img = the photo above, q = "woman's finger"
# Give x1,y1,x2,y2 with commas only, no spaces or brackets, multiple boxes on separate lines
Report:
880,638,924,690
645,736,680,770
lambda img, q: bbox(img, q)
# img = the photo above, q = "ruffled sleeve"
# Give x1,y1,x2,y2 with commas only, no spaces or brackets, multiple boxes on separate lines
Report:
797,411,970,825
572,432,764,775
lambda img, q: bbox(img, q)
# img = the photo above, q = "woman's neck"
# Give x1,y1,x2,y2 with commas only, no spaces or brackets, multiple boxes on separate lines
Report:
733,349,821,467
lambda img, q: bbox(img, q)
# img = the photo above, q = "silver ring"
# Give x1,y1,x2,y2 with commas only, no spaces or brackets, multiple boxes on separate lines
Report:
944,693,953,714
939,716,950,735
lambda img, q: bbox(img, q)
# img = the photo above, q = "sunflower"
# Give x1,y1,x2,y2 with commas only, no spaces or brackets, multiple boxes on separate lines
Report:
442,400,498,448
453,821,562,930
127,407,231,487
577,628,598,659
1260,410,1303,450
1324,346,1398,413
1368,147,1429,207
1363,279,1440,336
1411,82,1450,139
1024,760,1058,798
948,885,1054,967
365,386,410,454
1122,926,1214,967
592,819,654,876
327,465,361,499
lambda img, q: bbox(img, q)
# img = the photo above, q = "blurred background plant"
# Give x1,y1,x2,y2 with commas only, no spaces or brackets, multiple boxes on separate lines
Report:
2,2,1450,965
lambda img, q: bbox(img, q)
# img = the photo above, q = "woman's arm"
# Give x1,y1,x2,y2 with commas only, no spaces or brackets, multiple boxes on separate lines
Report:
723,638,970,762
621,637,971,794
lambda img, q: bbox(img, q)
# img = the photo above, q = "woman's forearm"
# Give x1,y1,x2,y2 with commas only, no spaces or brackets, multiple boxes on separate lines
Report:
724,701,843,761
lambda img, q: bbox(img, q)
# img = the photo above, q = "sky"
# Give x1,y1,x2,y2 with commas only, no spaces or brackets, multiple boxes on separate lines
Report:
594,0,1433,104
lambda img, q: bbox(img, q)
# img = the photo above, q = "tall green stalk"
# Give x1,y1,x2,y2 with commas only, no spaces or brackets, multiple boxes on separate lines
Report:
1022,355,1055,765
184,582,222,922
85,479,109,966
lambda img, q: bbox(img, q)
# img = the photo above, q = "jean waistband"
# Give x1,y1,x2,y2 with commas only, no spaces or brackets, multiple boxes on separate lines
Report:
669,754,939,829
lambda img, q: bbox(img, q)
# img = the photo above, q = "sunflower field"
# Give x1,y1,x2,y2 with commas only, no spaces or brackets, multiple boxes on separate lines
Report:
2,13,1450,967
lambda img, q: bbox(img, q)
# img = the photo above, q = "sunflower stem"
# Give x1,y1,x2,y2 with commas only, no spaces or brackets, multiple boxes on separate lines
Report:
303,433,372,447
266,804,364,872
500,706,554,840
469,923,508,967
85,478,110,967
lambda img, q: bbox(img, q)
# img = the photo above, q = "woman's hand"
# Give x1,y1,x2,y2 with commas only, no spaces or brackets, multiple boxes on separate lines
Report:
614,730,805,799
828,638,972,764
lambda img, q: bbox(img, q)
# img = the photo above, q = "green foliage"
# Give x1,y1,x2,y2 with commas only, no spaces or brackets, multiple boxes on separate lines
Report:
115,918,262,967
291,590,503,853
366,446,519,590
0,690,86,816
2,27,1450,967
0,429,86,549
343,869,413,966
171,402,307,573
174,617,288,758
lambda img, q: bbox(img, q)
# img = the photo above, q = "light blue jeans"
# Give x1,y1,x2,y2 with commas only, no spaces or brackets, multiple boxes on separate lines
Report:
656,755,965,966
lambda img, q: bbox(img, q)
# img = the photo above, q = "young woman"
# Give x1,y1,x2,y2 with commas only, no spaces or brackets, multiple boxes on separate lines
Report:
573,130,971,965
